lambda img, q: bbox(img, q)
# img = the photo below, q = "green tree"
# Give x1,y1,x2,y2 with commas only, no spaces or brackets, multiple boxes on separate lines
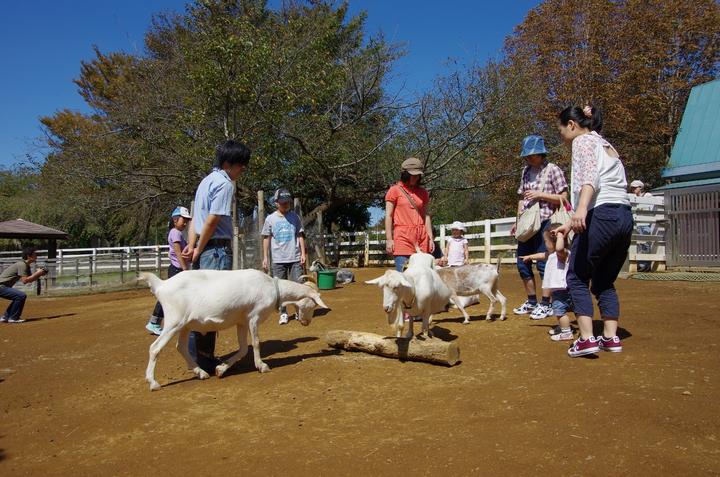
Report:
38,0,403,244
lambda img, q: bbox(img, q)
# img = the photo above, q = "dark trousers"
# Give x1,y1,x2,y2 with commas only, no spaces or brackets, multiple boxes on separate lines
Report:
567,204,633,318
516,219,551,280
0,285,27,320
151,264,184,322
189,244,232,372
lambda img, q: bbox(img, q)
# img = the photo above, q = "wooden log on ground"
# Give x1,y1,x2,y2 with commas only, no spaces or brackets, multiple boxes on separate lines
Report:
325,330,460,366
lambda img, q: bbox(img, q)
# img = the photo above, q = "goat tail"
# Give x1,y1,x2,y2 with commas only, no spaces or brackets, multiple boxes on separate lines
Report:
495,252,506,274
299,274,319,291
138,272,163,294
414,243,422,254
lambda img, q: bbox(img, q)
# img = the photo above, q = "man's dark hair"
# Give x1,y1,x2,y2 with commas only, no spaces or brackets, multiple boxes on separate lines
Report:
214,140,251,168
22,247,37,260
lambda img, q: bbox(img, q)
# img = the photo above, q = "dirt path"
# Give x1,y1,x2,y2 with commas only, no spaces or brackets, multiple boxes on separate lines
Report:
1,268,718,476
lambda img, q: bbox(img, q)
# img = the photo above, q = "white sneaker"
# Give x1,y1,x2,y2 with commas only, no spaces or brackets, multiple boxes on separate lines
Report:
0,315,7,323
278,313,289,325
7,317,26,324
530,303,553,320
513,301,536,315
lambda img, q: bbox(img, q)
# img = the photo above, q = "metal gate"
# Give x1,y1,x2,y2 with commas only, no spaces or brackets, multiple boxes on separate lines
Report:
666,184,720,268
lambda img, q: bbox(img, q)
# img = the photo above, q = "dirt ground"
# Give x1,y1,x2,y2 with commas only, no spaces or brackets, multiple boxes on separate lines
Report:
1,266,719,476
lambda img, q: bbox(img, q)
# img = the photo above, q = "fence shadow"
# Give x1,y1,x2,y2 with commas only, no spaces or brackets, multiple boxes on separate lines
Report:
433,313,496,324
24,313,76,323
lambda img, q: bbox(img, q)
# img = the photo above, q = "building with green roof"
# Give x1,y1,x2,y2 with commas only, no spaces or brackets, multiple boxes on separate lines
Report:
657,79,720,268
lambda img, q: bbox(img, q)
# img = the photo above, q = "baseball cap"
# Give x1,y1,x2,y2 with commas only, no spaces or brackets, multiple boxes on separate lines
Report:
274,188,293,203
401,157,424,175
171,206,192,219
630,180,644,189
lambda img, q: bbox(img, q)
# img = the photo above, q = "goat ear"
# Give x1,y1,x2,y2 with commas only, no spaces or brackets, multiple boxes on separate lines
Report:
365,276,384,286
398,275,413,289
312,295,330,310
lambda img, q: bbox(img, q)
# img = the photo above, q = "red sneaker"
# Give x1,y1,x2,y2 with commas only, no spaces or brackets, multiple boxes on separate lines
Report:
598,335,623,353
567,336,600,357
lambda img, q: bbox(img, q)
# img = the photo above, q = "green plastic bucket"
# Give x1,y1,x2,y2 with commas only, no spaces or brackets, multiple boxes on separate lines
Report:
316,269,338,290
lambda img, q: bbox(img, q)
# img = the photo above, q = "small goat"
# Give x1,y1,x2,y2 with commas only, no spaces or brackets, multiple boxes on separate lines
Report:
139,269,329,391
309,259,354,285
436,259,507,324
365,252,451,338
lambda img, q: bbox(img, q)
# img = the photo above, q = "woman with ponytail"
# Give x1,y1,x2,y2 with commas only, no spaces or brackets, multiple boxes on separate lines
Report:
555,105,633,358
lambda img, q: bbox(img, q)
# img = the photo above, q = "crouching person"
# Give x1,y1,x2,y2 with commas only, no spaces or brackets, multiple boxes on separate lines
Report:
0,247,48,323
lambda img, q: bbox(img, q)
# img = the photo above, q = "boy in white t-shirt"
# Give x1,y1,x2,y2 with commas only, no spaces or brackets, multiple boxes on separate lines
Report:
443,221,469,267
261,188,306,325
520,224,575,341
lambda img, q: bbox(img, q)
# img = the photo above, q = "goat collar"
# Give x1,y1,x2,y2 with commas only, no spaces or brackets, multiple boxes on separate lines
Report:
273,277,281,311
402,290,416,310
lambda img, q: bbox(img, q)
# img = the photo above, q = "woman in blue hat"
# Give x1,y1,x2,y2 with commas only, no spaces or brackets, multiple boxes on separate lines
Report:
511,135,569,320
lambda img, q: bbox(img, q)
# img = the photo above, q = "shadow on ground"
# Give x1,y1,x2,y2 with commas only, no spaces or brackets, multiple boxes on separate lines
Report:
24,313,77,323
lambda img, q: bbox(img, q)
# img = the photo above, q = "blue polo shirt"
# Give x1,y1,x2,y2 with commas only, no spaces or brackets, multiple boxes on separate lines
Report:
193,168,234,239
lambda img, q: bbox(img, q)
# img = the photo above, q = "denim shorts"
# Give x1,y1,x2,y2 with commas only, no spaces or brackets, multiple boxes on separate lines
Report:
551,289,574,317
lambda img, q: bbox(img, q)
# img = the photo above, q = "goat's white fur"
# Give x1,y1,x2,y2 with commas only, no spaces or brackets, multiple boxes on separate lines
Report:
139,269,328,391
365,252,451,338
436,259,507,324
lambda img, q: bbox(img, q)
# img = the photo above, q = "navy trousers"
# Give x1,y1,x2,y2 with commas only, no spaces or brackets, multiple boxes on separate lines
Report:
567,204,633,318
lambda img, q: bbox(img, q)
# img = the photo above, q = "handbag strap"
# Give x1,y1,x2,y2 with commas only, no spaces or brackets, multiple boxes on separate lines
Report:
536,163,551,194
399,185,422,217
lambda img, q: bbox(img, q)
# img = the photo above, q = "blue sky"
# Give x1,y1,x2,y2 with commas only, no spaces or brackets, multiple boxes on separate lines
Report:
0,0,540,168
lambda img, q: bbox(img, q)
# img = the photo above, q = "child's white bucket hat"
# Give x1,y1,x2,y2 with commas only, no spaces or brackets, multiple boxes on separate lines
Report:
450,221,466,231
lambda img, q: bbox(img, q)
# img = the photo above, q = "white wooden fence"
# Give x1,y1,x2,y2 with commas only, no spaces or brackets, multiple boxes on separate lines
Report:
627,194,667,272
0,194,666,291
321,195,666,272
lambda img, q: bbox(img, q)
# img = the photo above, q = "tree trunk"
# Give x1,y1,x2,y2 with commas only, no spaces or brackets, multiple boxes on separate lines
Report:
325,330,460,366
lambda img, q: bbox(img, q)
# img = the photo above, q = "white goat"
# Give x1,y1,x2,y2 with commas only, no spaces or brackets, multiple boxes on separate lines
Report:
365,252,451,338
436,259,507,324
139,269,329,391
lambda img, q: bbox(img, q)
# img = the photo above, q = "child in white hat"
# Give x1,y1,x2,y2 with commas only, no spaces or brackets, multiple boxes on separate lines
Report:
146,206,192,335
444,221,469,267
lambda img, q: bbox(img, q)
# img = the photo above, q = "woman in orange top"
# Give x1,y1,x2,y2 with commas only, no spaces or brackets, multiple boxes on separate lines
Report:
385,157,435,271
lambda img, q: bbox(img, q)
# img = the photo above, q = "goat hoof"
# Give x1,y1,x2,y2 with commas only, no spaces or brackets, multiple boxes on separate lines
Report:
149,381,161,391
194,368,210,380
462,320,471,325
258,363,271,373
215,364,229,378
499,316,507,321
485,316,492,321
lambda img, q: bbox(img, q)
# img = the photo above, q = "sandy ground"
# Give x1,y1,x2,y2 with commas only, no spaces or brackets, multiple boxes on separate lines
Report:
1,267,719,476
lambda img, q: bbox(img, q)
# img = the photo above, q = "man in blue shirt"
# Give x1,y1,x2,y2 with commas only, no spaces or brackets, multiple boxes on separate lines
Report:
185,140,251,372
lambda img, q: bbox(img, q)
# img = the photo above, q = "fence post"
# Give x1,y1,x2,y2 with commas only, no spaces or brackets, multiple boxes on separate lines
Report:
88,256,93,287
155,245,161,272
58,249,63,276
120,252,125,283
439,225,446,255
75,259,80,285
125,247,131,271
484,219,492,264
317,211,326,263
364,231,370,267
92,248,97,273
135,250,140,274
232,194,239,271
